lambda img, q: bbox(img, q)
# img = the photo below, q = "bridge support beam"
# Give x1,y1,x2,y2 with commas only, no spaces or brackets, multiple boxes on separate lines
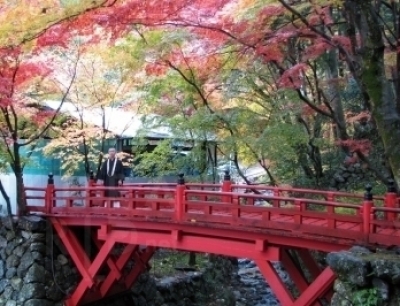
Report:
50,216,337,306
51,219,155,306
256,249,335,306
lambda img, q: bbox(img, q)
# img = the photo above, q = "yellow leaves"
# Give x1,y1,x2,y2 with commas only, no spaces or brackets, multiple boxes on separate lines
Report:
0,0,102,48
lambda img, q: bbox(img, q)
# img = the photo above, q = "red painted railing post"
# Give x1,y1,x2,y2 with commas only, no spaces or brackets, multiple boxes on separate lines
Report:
222,169,232,203
385,179,397,221
326,192,334,202
175,173,185,222
362,185,373,236
45,173,55,214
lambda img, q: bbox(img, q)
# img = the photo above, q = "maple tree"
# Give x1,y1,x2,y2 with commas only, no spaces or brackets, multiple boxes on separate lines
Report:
0,0,127,214
0,45,80,214
4,0,397,216
115,0,400,191
43,45,138,179
162,0,397,188
0,0,235,214
260,0,400,188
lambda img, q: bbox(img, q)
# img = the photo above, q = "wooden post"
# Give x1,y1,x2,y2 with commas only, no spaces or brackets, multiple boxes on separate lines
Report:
385,179,396,221
363,184,373,236
326,192,334,202
175,173,185,222
45,173,55,214
222,169,232,203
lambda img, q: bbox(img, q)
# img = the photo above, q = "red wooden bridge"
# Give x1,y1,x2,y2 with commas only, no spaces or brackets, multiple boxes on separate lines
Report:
24,172,400,306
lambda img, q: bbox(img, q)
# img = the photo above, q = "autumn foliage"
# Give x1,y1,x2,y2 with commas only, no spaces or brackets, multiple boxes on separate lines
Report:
1,0,400,214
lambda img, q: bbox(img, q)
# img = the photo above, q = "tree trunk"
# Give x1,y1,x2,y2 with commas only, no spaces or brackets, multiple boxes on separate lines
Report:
15,168,25,215
0,180,15,231
96,106,107,179
325,50,348,142
12,143,26,215
349,0,400,186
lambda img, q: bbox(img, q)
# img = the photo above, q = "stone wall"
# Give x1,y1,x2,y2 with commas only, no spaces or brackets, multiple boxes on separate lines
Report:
0,216,78,306
327,246,400,306
330,163,373,190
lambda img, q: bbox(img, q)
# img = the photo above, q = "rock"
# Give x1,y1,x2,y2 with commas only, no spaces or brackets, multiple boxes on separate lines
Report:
0,248,6,261
328,250,400,306
24,263,47,284
10,277,23,291
5,301,16,306
6,254,20,269
45,284,64,301
2,286,14,299
18,216,47,232
0,260,4,278
1,217,16,231
370,256,400,284
21,231,31,240
57,254,68,266
327,251,370,286
5,241,16,256
24,300,53,306
232,290,241,299
30,233,45,242
20,283,46,299
349,246,371,255
6,231,15,241
14,245,27,257
17,252,34,277
334,174,345,183
0,279,8,294
31,252,43,262
331,292,352,306
6,268,16,278
372,277,389,301
0,235,7,248
29,243,46,254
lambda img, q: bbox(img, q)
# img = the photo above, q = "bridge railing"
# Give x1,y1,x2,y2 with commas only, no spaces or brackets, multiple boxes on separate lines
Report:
89,176,221,192
24,172,400,243
45,185,176,218
231,184,386,207
181,188,365,240
24,186,47,213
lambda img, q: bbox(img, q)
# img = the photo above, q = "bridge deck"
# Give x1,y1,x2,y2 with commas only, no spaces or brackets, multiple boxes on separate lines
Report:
23,180,400,306
24,182,400,248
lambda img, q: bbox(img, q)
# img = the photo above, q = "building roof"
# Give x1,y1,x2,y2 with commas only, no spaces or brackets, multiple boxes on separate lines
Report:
44,100,216,141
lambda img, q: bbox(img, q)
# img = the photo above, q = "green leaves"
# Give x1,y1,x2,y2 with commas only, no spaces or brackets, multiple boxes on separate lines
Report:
352,288,381,306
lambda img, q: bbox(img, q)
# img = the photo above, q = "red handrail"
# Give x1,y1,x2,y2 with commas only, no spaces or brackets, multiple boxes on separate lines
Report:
23,182,400,247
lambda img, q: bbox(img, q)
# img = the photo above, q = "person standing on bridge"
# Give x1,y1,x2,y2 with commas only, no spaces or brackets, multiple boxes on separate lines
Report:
97,147,124,197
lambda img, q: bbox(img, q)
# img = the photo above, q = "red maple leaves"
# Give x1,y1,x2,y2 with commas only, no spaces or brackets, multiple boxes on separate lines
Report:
278,63,308,89
145,62,168,76
338,139,372,157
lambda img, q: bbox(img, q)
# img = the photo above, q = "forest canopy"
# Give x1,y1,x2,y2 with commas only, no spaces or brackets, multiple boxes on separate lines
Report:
1,0,400,211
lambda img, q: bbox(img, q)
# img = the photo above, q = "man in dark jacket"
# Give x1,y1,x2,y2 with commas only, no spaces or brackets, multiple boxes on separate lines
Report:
98,147,124,197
